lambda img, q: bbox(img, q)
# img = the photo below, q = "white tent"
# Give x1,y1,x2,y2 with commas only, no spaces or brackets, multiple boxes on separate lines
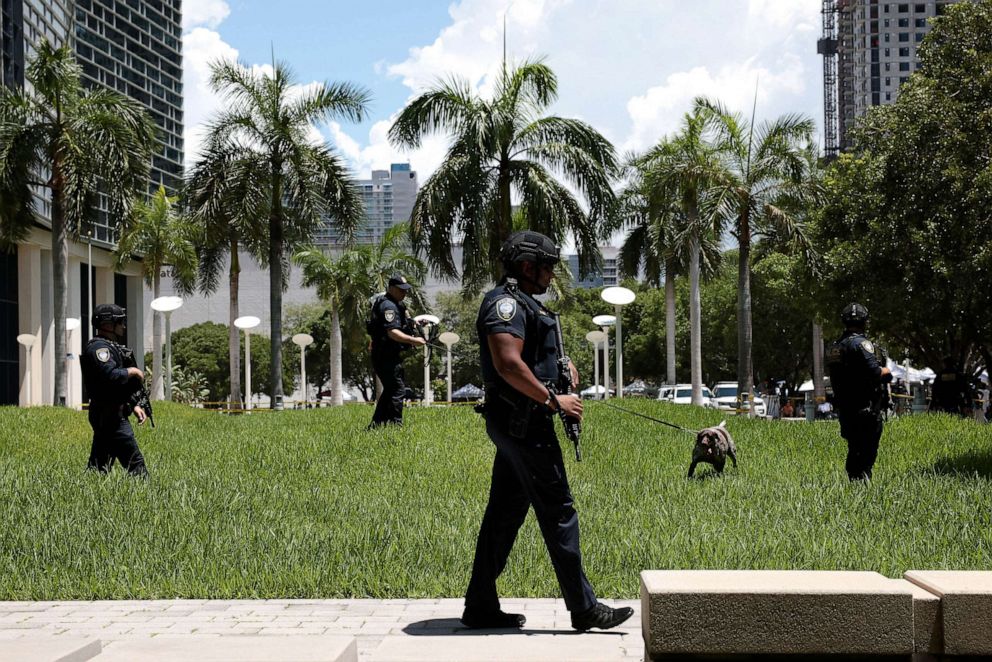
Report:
886,359,936,384
580,384,608,398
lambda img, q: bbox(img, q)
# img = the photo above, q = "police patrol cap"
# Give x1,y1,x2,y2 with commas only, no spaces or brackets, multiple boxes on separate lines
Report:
92,303,127,327
388,274,412,290
500,231,559,265
841,302,869,325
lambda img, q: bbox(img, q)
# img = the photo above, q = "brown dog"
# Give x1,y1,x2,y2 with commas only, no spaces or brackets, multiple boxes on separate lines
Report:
688,421,737,478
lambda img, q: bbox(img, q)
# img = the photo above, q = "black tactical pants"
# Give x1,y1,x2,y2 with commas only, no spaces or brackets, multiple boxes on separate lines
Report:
839,409,883,480
87,407,148,477
371,353,405,427
465,415,597,615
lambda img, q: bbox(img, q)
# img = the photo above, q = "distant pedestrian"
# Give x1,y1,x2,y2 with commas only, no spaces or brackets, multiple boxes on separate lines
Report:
80,304,149,477
826,303,892,481
930,357,969,416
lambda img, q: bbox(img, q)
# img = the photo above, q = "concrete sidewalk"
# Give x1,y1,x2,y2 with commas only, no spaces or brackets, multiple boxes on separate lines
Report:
0,598,642,661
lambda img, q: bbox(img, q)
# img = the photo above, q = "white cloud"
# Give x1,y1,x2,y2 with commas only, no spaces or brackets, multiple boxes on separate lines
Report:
182,26,238,164
327,118,449,184
747,0,820,30
182,0,230,31
624,55,807,152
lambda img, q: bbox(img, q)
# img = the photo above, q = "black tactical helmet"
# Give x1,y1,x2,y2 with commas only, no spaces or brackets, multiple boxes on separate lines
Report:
92,303,127,329
500,231,559,268
840,302,869,327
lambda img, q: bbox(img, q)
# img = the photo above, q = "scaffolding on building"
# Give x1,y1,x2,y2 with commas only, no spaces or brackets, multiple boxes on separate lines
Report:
818,0,840,159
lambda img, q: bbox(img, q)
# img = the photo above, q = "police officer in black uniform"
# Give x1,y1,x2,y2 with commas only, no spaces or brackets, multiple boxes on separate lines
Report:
80,304,149,476
826,303,892,481
463,231,633,631
368,275,426,429
930,356,968,416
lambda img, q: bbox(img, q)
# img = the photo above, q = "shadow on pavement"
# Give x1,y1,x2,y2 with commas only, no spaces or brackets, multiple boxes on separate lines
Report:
402,618,615,636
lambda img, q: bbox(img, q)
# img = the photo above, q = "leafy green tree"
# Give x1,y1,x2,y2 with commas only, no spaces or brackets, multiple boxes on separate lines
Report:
293,224,427,405
812,0,992,376
0,40,156,405
696,97,820,406
635,108,730,404
207,57,370,409
389,59,618,290
114,186,198,401
184,143,269,409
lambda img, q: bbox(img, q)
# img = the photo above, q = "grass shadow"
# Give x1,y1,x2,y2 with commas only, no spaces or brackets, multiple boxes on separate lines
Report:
929,450,992,479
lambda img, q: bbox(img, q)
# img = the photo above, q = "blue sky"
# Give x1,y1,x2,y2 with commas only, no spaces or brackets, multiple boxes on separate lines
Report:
183,0,824,180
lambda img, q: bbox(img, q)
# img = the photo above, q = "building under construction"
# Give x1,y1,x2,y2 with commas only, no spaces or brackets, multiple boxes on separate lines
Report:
819,0,966,157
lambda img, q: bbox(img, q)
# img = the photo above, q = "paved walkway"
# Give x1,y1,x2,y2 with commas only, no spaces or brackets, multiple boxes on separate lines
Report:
0,598,643,661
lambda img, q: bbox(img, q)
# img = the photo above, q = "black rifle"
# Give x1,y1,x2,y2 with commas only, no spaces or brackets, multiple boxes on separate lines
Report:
122,346,155,428
873,344,893,420
550,312,582,461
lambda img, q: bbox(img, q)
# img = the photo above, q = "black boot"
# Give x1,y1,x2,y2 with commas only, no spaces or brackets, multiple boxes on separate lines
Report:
570,603,634,631
460,608,526,629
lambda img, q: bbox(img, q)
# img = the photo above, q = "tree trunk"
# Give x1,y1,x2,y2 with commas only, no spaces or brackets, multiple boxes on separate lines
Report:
665,257,677,385
330,303,343,406
269,169,284,410
228,241,241,410
813,322,826,400
737,212,754,416
151,272,163,400
51,179,67,407
689,234,703,406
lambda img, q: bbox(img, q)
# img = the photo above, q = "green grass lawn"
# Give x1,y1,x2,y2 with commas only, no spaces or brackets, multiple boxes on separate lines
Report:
0,401,990,600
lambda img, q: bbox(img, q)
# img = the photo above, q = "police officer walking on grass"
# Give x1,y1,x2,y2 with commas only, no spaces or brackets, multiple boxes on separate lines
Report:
367,275,426,429
80,304,149,477
462,230,633,632
826,303,892,481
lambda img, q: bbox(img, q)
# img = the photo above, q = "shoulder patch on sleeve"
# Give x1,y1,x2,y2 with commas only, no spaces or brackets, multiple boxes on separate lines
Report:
384,309,396,323
860,340,874,354
96,347,111,363
496,297,517,322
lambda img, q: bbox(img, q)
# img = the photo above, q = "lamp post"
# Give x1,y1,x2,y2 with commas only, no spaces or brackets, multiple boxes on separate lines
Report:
414,315,440,405
292,333,314,408
150,296,183,401
65,317,80,408
438,331,460,402
592,315,615,399
234,316,260,411
16,334,37,406
601,287,635,399
585,330,606,400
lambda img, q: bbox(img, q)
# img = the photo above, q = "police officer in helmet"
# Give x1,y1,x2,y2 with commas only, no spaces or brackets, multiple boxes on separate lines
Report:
367,274,426,429
463,230,633,631
826,303,892,481
80,304,149,476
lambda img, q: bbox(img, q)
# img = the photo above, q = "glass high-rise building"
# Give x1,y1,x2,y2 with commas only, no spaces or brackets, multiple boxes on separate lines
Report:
314,163,420,245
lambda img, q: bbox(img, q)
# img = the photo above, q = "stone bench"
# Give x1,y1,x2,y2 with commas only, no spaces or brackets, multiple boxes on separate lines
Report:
90,635,357,662
641,570,915,659
0,637,101,662
905,570,992,656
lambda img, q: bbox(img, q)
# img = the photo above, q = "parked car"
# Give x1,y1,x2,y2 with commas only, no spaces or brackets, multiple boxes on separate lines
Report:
711,381,767,417
664,384,720,409
657,384,676,402
622,379,659,398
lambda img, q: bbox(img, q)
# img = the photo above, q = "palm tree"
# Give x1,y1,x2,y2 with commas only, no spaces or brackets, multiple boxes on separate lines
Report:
637,110,732,405
389,59,618,289
114,186,198,400
695,97,819,411
183,142,269,409
293,224,426,406
0,40,156,406
207,58,370,409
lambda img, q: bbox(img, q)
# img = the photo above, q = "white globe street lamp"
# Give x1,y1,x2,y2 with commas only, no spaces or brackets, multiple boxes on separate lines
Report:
16,333,38,406
585,330,606,400
234,316,260,411
66,317,81,409
414,315,440,405
150,296,183,401
592,315,616,400
292,333,314,407
438,331,460,403
601,287,636,398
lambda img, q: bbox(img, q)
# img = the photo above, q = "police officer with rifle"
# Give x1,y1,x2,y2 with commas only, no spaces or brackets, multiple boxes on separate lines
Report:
826,303,892,481
366,275,426,429
80,304,151,477
463,230,633,632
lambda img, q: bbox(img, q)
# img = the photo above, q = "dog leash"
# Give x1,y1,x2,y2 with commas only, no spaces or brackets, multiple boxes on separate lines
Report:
599,402,698,435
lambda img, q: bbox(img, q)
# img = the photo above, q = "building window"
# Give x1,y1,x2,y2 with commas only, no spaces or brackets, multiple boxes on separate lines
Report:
884,32,891,42
884,48,890,56
899,47,910,56
886,92,892,101
915,18,927,27
898,17,909,27
884,19,890,28
884,4,890,12
899,62,910,71
898,3,909,12
885,77,892,86
899,32,910,41
900,76,909,85
915,32,924,42
915,3,925,12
